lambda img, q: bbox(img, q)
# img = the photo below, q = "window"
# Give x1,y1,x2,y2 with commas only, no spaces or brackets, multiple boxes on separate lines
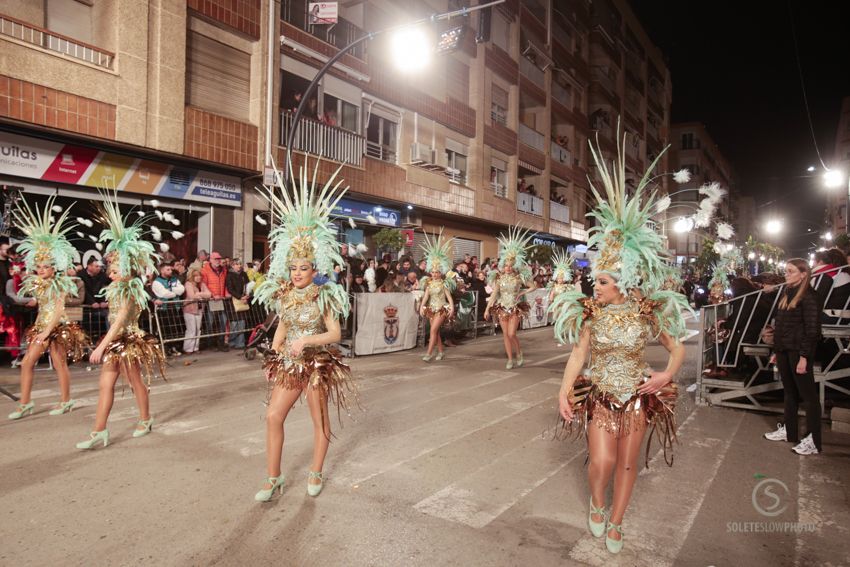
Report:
445,147,468,185
446,59,469,105
187,32,251,121
323,94,358,132
491,84,508,125
491,12,510,52
47,0,93,43
366,113,397,163
681,133,694,150
491,159,507,197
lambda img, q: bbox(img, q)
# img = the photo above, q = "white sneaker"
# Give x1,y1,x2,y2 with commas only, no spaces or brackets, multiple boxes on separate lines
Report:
792,434,819,455
763,423,787,441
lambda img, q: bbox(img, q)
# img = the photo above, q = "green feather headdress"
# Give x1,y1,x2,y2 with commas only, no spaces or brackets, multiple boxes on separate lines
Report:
13,194,77,273
97,189,158,279
550,249,574,283
497,225,533,271
586,127,671,295
420,230,454,274
709,246,744,291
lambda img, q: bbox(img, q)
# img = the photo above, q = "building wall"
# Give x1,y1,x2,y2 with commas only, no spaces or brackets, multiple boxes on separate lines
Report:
830,96,850,235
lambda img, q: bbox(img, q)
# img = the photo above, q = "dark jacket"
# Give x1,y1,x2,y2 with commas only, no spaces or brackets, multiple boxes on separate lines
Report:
773,285,821,356
225,269,249,299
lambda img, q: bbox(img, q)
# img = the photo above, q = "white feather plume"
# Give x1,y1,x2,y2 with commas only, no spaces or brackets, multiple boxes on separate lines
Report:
694,209,712,228
76,231,85,238
171,231,184,240
159,243,170,252
716,222,734,240
163,212,174,222
95,242,103,251
154,210,164,220
348,217,357,229
88,234,97,242
713,242,725,254
673,169,692,184
366,214,378,225
655,195,671,214
356,243,368,253
698,182,725,203
52,205,63,213
136,211,145,217
170,218,180,226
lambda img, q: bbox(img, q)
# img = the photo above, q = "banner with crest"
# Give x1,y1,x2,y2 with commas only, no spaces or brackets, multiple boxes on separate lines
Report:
521,288,551,329
354,293,418,356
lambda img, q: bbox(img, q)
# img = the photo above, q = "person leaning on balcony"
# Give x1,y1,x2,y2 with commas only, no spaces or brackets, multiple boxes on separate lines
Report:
182,269,211,355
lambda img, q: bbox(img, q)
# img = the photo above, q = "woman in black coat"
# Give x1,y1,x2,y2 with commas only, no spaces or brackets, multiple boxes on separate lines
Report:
763,258,822,455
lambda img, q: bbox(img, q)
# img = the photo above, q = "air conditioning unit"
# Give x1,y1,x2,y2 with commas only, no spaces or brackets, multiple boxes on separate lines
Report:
410,142,436,165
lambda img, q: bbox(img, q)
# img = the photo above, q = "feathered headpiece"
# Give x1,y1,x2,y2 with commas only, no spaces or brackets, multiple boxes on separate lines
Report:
253,158,350,319
550,249,574,283
97,189,158,279
586,128,675,294
14,194,76,273
708,246,744,299
420,230,454,274
497,225,533,271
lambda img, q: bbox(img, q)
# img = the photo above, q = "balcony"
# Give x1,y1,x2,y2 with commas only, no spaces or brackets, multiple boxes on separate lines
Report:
551,142,572,166
591,65,617,95
552,81,571,109
520,56,546,89
0,13,114,69
550,201,570,223
519,123,546,152
365,140,396,164
281,110,364,166
491,181,508,198
517,193,544,216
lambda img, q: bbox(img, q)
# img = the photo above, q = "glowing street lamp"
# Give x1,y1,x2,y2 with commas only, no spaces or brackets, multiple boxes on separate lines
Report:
391,27,433,73
824,169,845,189
765,219,783,235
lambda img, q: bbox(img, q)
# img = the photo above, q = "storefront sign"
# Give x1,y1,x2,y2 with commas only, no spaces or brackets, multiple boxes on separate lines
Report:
0,131,242,206
332,198,400,227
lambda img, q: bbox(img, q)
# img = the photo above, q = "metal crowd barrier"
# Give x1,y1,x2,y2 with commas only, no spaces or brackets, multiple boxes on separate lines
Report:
152,298,269,355
696,269,850,415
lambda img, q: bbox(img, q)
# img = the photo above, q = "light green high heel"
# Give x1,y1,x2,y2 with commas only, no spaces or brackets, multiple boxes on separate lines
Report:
516,352,524,367
307,471,324,497
435,352,444,361
49,399,77,416
133,418,154,438
76,430,109,450
255,476,285,502
422,353,432,362
8,401,35,420
588,496,607,537
506,360,514,369
605,521,624,554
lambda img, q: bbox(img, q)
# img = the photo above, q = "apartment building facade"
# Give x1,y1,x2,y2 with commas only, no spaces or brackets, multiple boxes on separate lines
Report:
828,96,850,235
669,122,738,263
0,0,672,266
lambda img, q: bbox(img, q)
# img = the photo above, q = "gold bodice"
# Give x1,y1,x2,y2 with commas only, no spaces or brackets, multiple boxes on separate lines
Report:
494,273,524,308
279,284,327,347
32,278,68,330
588,301,651,400
426,278,449,310
108,298,143,335
549,282,570,297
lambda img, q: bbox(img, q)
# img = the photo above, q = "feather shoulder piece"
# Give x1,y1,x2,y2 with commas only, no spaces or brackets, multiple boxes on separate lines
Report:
318,281,350,320
103,278,150,311
19,272,78,301
640,291,693,340
551,290,597,344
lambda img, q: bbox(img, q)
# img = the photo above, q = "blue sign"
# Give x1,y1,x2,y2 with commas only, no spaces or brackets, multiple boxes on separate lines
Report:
332,198,400,227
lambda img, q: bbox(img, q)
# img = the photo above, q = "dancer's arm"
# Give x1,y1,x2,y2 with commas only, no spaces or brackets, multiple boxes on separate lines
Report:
419,286,430,316
444,286,454,313
34,293,67,343
289,311,341,357
270,316,288,352
89,304,130,364
637,332,685,395
484,282,499,320
558,325,591,420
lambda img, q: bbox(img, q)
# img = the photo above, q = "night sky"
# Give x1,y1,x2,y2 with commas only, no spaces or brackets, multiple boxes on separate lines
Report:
631,1,850,256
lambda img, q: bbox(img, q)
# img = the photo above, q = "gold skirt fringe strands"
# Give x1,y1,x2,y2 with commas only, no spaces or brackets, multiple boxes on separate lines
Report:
102,332,168,388
423,305,454,321
556,376,678,467
262,347,356,425
491,301,530,321
25,322,91,363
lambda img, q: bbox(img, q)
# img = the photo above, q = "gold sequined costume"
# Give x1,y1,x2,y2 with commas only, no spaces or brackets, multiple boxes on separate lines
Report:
101,292,166,387
421,277,454,320
558,298,678,467
489,272,530,320
23,277,90,362
262,282,354,420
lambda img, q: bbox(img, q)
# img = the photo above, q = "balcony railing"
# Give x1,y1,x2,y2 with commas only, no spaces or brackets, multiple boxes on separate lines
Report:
591,65,616,95
519,123,546,152
445,167,465,185
552,81,571,108
520,56,545,88
491,181,508,198
365,140,396,164
550,201,570,223
0,13,114,69
647,120,660,141
551,142,572,165
282,2,366,59
281,110,364,166
517,193,544,216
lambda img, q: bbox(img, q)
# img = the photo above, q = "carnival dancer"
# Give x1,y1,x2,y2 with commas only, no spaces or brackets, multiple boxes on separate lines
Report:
550,133,692,554
547,249,575,305
8,195,90,420
418,231,455,362
76,192,165,449
484,225,535,369
252,160,354,502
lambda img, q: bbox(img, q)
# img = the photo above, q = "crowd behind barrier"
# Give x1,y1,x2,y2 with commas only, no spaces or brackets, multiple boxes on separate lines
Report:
697,266,850,416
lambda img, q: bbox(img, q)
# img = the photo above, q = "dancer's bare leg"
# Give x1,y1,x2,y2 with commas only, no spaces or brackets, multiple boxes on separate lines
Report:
49,343,71,403
17,340,47,405
306,387,331,486
608,414,648,540
587,422,618,524
93,363,120,432
264,385,304,487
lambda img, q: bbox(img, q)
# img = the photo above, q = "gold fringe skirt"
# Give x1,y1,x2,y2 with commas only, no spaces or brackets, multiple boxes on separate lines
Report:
423,305,454,321
556,376,678,467
262,347,356,424
102,332,167,387
24,322,91,363
491,301,530,321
